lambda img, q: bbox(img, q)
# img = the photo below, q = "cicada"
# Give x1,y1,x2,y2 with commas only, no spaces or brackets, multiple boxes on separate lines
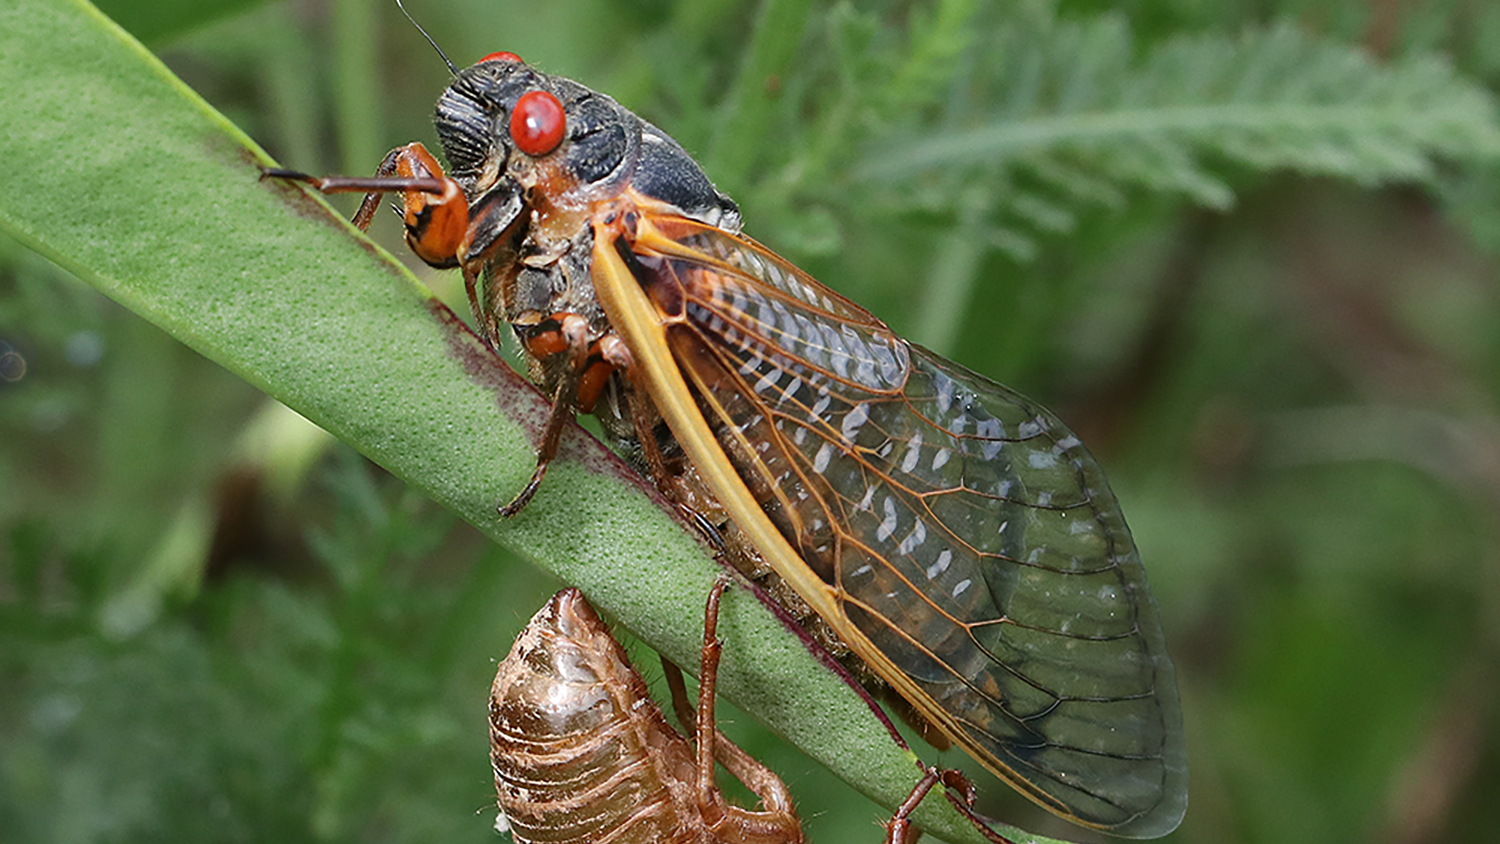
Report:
490,579,968,844
266,45,1186,840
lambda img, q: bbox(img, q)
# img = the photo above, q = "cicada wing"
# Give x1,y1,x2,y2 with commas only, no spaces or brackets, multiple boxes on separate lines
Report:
605,212,1187,837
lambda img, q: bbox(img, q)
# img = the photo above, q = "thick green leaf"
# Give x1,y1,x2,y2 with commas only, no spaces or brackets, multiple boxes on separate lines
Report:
0,2,1065,842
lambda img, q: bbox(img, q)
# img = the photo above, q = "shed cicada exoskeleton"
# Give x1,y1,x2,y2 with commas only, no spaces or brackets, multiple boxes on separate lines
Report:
490,580,974,844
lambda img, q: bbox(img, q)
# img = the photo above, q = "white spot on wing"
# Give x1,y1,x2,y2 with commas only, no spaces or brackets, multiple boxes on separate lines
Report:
898,519,926,555
935,370,955,415
1029,451,1058,469
871,336,904,386
823,325,850,379
841,402,870,443
812,442,833,475
931,448,951,471
810,393,832,424
901,431,923,473
876,496,898,542
926,549,952,580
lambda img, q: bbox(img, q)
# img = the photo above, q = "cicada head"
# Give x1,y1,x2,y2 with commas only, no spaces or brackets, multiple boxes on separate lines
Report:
431,54,741,409
433,54,739,236
435,57,631,208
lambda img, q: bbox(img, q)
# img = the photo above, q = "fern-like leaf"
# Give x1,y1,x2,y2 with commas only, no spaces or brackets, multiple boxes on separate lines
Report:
856,17,1500,251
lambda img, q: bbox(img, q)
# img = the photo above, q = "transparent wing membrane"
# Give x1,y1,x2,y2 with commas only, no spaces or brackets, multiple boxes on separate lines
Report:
642,219,1187,836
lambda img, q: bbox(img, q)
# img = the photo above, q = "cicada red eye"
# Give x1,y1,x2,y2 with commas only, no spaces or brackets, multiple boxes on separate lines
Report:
480,50,523,63
510,90,566,157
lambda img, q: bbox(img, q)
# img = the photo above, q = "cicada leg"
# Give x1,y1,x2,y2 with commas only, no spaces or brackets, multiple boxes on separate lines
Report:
665,581,1018,844
882,767,1023,844
497,319,631,518
261,142,468,269
883,769,946,844
262,143,502,353
266,148,588,520
660,578,802,840
615,371,756,567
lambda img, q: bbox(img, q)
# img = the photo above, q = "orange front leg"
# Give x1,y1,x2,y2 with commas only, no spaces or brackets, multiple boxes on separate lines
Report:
262,143,510,349
262,142,468,269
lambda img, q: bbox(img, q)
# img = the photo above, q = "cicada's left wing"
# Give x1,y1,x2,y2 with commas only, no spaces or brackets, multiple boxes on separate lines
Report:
591,207,1187,838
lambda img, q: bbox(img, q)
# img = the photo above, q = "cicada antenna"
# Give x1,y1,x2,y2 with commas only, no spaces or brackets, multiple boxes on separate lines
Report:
394,0,457,76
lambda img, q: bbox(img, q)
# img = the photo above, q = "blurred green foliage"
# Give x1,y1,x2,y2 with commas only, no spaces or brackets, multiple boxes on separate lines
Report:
4,1,1500,843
